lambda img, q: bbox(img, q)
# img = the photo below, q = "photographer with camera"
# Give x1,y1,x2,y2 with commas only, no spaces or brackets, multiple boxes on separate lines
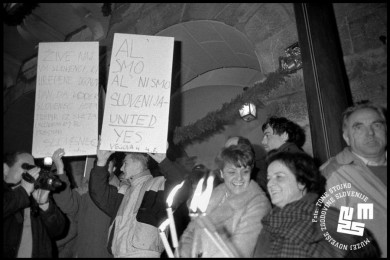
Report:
3,151,67,258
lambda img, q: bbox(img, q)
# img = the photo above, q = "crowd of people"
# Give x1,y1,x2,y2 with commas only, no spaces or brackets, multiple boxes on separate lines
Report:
3,102,387,258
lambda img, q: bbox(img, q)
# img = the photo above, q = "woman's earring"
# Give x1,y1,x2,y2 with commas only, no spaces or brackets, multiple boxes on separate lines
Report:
298,184,305,196
220,170,223,179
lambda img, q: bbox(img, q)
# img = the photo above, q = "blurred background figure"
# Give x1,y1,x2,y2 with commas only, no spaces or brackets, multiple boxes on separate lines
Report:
52,148,124,258
261,116,306,154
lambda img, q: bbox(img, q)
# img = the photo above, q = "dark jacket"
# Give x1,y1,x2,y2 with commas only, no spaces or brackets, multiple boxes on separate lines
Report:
3,181,67,258
276,141,304,154
53,173,114,258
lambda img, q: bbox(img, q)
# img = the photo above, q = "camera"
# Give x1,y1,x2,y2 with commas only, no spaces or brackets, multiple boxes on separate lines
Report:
22,163,63,191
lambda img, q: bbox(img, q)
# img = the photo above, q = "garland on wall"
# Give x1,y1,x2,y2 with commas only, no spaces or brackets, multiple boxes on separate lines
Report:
173,71,288,146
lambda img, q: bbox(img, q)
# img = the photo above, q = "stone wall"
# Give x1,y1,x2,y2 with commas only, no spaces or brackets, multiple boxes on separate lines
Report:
54,3,390,174
5,3,385,177
334,3,387,108
248,3,387,157
100,2,386,167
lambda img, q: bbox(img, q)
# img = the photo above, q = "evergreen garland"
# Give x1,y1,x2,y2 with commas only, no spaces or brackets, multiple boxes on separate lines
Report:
173,72,288,145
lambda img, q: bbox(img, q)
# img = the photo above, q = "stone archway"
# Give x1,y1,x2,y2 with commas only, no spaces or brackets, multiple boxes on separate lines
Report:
156,20,264,127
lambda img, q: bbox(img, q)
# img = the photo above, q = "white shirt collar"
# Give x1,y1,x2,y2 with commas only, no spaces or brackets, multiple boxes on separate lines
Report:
352,151,387,166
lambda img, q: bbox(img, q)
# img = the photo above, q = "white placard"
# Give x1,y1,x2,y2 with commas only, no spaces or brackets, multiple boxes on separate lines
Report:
32,42,99,158
100,33,174,153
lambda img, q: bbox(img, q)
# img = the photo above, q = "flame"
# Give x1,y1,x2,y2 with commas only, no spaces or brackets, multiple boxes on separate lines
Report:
166,181,185,207
158,218,170,231
189,177,205,213
198,173,215,213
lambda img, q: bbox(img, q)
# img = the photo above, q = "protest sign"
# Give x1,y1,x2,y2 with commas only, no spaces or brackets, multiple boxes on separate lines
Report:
100,33,174,153
32,42,99,158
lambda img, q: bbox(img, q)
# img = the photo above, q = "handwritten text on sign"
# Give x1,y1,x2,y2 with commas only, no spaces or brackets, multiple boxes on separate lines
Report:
32,42,99,158
100,34,174,153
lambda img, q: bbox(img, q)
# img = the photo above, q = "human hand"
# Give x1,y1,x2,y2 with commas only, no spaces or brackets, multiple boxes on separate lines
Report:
96,136,113,166
148,141,168,163
118,181,130,194
32,188,50,211
52,148,65,175
148,152,166,163
21,166,40,195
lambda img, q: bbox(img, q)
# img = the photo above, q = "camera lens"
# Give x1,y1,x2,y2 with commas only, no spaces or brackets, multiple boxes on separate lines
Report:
21,163,36,170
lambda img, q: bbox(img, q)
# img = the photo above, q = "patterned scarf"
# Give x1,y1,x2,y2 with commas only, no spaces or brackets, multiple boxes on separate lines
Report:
261,193,345,258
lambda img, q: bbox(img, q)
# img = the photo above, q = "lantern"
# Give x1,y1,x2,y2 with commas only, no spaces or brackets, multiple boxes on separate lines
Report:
279,42,302,74
239,102,257,122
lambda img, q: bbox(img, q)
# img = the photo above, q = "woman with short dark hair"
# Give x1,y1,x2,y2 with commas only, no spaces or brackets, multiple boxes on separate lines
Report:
253,151,380,258
179,143,271,257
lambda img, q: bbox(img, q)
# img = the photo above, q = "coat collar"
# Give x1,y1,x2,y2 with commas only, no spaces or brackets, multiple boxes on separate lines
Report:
129,169,152,186
208,180,262,212
335,147,367,166
278,142,303,153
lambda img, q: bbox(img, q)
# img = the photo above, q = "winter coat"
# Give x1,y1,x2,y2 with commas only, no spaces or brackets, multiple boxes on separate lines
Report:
89,158,188,257
3,181,67,258
179,180,271,257
320,147,387,257
53,173,114,258
253,192,380,258
275,141,304,154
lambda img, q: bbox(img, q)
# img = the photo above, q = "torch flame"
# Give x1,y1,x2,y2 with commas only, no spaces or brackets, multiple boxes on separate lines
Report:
158,218,171,231
198,173,215,213
166,181,185,207
189,177,205,213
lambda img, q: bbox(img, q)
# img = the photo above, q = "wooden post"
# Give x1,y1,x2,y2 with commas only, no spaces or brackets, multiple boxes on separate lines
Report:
294,3,353,164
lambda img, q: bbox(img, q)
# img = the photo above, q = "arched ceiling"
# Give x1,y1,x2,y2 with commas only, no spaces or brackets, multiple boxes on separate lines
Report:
157,20,264,126
3,3,110,90
157,20,262,89
4,5,264,110
3,3,264,153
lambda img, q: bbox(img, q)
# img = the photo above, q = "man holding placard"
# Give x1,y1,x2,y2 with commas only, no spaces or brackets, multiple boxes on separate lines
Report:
89,33,190,257
89,138,189,257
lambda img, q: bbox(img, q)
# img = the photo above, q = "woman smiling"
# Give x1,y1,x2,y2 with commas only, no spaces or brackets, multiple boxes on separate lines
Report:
253,152,380,258
178,143,271,257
